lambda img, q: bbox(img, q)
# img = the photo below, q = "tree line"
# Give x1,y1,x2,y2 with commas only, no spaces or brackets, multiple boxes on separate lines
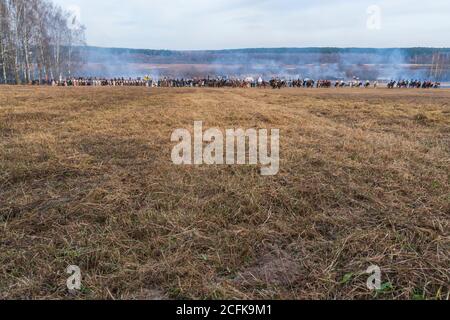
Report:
0,0,85,84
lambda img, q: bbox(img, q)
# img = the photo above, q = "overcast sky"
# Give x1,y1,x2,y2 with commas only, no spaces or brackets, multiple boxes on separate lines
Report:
53,0,450,50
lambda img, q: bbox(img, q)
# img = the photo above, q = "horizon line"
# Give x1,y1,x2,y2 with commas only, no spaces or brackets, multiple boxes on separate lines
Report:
82,45,450,52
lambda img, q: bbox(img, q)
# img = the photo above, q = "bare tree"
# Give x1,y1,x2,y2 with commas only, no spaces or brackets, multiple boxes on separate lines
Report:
0,0,85,84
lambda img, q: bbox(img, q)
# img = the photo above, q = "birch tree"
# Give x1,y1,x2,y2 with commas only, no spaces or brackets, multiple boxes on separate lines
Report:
0,0,85,84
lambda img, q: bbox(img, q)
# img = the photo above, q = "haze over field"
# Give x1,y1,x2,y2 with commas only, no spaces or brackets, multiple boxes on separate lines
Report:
78,47,450,81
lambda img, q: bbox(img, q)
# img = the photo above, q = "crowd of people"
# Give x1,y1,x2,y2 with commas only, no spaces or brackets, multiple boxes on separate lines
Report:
28,77,442,89
387,80,441,89
31,78,150,87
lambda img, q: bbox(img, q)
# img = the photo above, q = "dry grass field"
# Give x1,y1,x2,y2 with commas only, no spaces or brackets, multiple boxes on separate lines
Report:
0,86,449,300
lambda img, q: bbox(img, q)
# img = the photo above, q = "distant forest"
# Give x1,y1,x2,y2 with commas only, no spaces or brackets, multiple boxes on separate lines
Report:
81,47,450,81
83,46,450,64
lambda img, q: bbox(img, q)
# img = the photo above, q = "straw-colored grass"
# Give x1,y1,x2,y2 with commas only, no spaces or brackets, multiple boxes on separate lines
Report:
0,86,448,300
